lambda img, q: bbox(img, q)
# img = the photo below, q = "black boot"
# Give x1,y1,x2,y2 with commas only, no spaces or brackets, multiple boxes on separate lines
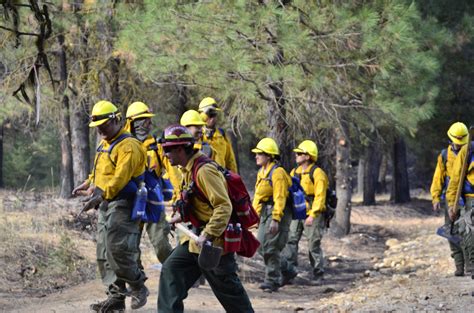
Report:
455,264,465,277
90,295,125,313
130,283,149,309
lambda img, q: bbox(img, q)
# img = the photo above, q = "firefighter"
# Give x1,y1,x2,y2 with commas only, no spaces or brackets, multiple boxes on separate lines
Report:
281,140,328,285
446,122,474,279
431,122,470,276
180,109,216,159
72,100,148,312
252,137,292,292
126,101,181,264
159,124,254,313
198,97,238,172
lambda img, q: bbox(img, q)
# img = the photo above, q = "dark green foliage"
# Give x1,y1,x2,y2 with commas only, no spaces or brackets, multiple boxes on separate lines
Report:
3,123,61,190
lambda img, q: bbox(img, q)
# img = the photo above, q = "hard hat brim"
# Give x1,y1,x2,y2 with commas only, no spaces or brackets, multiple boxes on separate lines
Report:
183,122,206,126
198,106,221,112
89,118,109,127
448,132,468,145
161,141,193,148
293,148,305,153
251,148,263,154
128,112,155,120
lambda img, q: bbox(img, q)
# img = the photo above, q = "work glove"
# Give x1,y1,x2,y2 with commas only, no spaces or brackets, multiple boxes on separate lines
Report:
82,187,104,212
268,219,279,236
432,202,441,212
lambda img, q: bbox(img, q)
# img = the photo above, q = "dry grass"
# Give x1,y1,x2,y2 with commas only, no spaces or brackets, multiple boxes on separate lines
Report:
0,190,96,300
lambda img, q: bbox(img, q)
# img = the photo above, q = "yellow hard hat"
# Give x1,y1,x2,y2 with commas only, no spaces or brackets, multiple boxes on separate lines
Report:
89,100,120,127
447,122,468,145
251,137,279,156
126,101,155,120
180,110,206,127
293,140,318,161
198,97,221,112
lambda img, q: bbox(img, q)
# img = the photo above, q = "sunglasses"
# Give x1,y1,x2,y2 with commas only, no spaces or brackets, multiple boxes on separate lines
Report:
207,111,218,118
295,152,307,156
163,145,181,153
90,112,117,122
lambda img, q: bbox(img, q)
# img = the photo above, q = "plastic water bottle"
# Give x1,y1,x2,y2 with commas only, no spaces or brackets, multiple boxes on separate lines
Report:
227,223,234,232
235,223,241,234
132,182,148,221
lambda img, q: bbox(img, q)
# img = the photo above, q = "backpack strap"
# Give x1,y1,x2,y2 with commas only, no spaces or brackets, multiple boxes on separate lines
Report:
93,133,133,177
441,148,448,167
294,164,317,184
218,127,226,139
265,164,279,187
148,135,165,174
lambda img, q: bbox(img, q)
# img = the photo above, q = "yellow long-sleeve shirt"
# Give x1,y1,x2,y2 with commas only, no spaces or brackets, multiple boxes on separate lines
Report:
179,152,233,254
252,161,291,222
202,127,238,173
88,128,146,200
446,142,474,208
291,163,328,218
142,135,181,201
430,145,458,204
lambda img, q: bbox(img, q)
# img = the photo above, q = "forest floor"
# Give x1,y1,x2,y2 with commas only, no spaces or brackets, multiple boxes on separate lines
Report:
1,190,473,312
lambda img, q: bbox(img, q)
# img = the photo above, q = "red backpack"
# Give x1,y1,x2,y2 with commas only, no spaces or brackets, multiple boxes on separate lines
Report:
189,155,260,257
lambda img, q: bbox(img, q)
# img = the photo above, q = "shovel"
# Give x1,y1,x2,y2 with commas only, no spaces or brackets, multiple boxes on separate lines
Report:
436,224,461,247
174,222,222,270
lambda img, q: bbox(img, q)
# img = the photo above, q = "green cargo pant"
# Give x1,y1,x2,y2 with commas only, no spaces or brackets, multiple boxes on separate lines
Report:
137,211,172,269
96,199,145,290
442,200,467,269
281,214,325,276
458,197,474,272
257,203,292,286
158,242,254,313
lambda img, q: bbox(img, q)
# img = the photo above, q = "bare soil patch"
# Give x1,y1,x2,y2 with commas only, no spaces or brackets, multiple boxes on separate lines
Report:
1,190,473,312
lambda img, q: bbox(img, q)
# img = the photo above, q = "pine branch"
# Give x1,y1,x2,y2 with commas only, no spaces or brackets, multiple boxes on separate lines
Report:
0,25,40,37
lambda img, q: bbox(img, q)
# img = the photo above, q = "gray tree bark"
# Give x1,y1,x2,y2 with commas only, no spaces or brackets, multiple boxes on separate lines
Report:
357,158,365,195
331,126,352,236
58,34,74,198
377,153,388,193
0,122,3,188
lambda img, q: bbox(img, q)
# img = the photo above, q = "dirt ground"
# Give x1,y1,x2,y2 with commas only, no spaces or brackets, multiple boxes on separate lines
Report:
1,191,474,312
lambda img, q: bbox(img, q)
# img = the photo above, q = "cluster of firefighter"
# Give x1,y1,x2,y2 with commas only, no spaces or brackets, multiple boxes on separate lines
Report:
72,96,473,313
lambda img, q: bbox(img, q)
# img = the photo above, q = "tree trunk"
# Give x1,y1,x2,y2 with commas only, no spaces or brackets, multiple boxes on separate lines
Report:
0,122,3,188
230,116,240,172
377,154,388,193
268,80,290,171
175,79,188,122
391,136,410,203
70,99,90,186
58,34,74,198
357,158,365,195
331,126,352,237
97,2,119,104
363,142,381,205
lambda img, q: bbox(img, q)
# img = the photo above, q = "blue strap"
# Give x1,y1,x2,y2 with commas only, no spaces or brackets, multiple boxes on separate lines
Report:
97,133,132,154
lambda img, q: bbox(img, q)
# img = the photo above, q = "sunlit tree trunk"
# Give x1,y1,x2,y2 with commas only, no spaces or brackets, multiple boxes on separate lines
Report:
0,122,3,188
58,34,74,198
332,126,352,236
